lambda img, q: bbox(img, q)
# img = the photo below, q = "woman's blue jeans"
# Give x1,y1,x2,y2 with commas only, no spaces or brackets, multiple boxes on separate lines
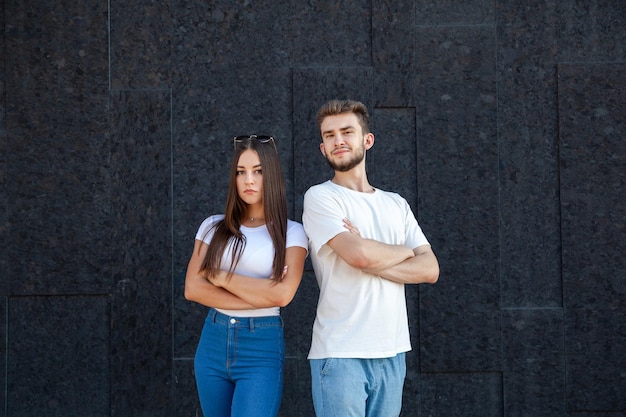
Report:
310,353,406,417
194,308,284,417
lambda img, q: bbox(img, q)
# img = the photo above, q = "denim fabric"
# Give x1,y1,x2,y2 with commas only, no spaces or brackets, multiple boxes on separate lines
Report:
310,353,406,417
194,308,284,417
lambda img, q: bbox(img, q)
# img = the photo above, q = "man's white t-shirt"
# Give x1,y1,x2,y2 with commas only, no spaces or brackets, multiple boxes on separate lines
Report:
195,214,308,317
303,181,430,359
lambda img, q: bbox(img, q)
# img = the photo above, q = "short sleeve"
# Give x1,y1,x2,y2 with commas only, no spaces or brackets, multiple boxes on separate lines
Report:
302,185,347,255
286,220,309,252
401,199,430,249
195,215,224,244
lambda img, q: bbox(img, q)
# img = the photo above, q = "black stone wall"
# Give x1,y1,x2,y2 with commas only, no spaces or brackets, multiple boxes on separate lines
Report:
1,1,625,416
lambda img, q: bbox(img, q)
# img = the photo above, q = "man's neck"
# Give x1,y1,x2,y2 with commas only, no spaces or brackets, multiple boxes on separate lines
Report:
331,171,375,193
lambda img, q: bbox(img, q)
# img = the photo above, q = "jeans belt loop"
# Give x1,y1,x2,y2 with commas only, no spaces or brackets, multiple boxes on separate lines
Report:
249,317,255,332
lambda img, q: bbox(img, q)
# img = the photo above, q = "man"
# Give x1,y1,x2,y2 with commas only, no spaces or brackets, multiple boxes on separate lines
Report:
302,99,439,417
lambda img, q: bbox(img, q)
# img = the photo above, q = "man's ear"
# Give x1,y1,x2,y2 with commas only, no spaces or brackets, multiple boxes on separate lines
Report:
364,133,375,150
319,142,326,157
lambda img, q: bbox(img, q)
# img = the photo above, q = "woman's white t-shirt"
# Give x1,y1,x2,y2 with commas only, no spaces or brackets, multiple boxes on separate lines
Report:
195,214,308,317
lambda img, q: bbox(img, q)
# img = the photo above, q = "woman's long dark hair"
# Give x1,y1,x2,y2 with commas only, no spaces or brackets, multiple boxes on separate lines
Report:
200,137,288,282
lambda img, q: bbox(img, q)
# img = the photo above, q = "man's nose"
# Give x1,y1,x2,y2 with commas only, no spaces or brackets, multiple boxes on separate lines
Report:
333,134,345,146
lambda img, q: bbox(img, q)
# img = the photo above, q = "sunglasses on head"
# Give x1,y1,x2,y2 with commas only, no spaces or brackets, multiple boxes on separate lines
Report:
233,135,276,150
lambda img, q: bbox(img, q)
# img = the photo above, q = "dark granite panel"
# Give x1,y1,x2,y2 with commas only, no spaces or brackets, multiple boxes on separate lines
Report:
283,273,317,416
556,0,626,62
0,5,6,408
171,66,292,357
292,67,374,216
565,308,626,411
110,0,172,89
502,309,566,417
0,296,4,417
560,63,626,413
6,98,111,295
173,359,202,417
110,90,173,416
402,335,422,417
292,356,316,417
282,269,318,358
280,357,299,417
415,0,495,25
406,285,420,331
368,108,417,211
558,63,626,311
420,308,501,372
415,26,500,372
1,6,8,415
172,0,292,81
497,0,562,308
174,299,208,361
7,296,109,416
372,0,415,107
5,0,109,97
568,412,626,417
421,372,503,417
291,0,371,66
5,0,110,295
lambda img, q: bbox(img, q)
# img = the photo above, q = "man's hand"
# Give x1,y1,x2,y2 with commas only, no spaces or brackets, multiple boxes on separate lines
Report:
343,218,361,236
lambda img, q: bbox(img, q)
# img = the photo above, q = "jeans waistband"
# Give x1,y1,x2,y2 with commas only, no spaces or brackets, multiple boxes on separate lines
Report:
208,308,283,330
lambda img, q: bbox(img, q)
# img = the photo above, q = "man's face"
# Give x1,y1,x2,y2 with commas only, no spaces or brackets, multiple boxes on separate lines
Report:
319,113,368,172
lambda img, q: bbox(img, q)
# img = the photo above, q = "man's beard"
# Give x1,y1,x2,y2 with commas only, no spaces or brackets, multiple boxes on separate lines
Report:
325,146,365,172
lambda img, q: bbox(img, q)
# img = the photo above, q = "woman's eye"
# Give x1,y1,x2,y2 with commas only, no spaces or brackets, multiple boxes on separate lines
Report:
254,170,263,175
236,171,244,175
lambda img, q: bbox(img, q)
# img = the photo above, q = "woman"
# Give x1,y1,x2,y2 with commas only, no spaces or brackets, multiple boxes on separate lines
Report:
184,135,308,417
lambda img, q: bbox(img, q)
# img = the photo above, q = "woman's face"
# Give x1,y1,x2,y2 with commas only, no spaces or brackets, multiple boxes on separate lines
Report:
236,149,263,207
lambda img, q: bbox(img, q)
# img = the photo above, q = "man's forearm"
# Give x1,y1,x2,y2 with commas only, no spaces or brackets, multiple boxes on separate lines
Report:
328,231,414,271
366,246,440,284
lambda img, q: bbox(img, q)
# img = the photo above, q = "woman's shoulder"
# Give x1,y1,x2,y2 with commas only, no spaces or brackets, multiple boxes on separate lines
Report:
197,214,225,235
286,219,307,237
287,219,304,229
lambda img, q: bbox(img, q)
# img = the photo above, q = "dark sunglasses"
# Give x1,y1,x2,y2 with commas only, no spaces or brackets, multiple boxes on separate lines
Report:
233,135,276,150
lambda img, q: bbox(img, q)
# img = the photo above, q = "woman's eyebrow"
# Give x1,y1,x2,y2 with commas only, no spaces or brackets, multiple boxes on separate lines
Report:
237,163,263,169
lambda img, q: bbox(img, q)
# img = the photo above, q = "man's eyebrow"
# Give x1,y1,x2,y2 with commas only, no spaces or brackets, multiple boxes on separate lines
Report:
322,125,356,136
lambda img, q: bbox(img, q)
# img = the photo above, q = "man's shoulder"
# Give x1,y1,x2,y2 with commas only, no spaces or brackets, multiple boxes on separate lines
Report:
304,180,333,197
306,180,332,191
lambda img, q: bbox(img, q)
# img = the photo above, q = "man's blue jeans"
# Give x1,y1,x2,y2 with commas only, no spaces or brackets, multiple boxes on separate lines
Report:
194,308,284,417
310,353,406,417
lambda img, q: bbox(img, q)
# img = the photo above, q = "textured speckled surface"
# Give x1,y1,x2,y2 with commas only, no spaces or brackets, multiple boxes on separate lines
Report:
497,0,563,308
7,296,110,416
109,90,174,415
502,309,565,416
2,0,626,416
559,62,626,411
